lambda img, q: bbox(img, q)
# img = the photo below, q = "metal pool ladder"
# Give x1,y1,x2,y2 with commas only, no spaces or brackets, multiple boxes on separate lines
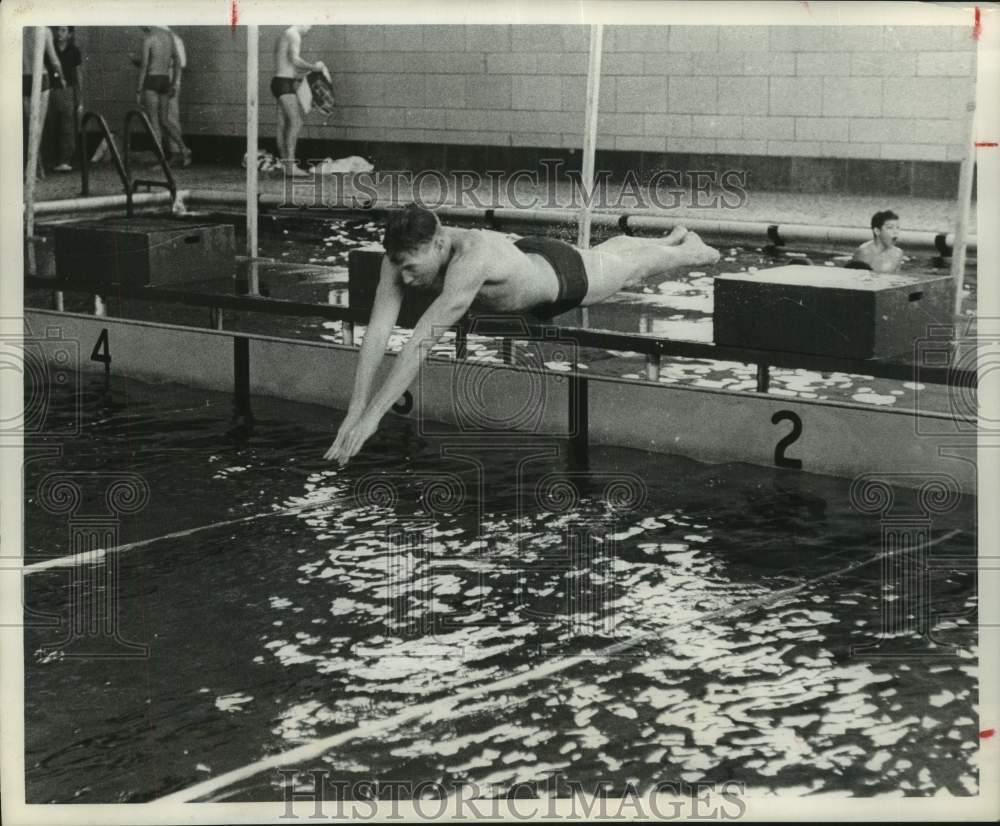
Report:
79,108,178,217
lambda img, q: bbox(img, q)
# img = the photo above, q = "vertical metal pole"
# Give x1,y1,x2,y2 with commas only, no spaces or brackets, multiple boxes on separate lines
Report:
25,28,47,276
233,337,253,426
576,24,603,330
950,100,976,321
246,24,260,296
645,353,661,382
756,363,770,393
568,374,590,465
500,337,513,365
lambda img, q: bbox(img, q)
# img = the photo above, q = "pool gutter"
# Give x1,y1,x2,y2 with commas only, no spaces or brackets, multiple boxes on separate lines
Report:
33,189,976,253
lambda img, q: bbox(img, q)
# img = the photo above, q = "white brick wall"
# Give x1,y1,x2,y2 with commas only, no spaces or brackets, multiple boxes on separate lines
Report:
84,24,975,164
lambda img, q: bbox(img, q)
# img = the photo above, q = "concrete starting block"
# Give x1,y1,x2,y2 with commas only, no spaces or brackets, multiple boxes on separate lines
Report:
713,265,954,360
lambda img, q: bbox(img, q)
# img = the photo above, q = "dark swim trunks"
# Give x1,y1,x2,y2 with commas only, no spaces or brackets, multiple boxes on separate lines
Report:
270,76,301,99
22,74,50,96
514,236,589,320
143,74,172,94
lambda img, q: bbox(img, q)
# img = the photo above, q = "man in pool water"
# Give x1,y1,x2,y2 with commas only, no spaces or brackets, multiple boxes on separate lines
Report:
850,210,903,273
325,203,721,465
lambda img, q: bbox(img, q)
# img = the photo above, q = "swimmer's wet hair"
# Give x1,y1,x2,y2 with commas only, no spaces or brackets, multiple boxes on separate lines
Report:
871,210,899,231
384,203,439,262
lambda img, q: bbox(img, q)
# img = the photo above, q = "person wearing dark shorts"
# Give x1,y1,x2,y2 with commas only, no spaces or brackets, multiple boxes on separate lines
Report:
135,26,191,166
325,203,721,465
272,26,326,175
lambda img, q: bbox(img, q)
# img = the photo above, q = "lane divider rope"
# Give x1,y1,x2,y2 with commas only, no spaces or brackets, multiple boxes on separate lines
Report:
23,491,343,575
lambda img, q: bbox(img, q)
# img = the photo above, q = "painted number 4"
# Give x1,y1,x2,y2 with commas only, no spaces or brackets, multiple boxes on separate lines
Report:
771,410,802,470
91,328,111,375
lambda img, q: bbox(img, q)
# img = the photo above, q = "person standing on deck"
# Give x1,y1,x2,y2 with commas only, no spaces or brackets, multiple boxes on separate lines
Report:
272,25,326,176
135,26,191,166
46,26,84,173
22,26,61,179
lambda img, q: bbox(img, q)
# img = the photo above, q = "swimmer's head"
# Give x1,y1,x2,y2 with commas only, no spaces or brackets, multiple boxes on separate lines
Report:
384,203,445,288
871,210,900,246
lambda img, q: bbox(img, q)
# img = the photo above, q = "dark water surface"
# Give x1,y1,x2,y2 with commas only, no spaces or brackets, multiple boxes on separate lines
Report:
24,373,978,803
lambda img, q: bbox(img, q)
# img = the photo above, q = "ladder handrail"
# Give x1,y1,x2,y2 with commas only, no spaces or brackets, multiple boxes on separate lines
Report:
122,108,177,216
79,111,130,200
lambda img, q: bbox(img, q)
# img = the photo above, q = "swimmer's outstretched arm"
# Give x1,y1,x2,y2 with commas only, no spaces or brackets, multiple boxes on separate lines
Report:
326,258,487,465
326,257,403,460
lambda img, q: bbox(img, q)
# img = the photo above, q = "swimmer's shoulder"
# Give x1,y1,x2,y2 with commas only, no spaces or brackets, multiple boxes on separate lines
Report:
852,240,876,261
447,230,510,276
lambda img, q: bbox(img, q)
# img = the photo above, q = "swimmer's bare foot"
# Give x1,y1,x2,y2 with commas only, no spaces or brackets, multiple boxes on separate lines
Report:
679,230,721,266
663,225,688,245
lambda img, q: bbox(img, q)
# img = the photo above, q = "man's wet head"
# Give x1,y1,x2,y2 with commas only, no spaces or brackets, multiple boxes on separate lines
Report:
384,203,446,288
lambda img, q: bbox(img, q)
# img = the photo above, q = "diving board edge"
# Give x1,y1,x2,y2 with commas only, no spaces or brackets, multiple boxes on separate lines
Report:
25,310,978,495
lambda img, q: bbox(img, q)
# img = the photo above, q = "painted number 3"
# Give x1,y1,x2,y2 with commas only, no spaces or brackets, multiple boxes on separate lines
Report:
392,390,413,415
771,410,803,470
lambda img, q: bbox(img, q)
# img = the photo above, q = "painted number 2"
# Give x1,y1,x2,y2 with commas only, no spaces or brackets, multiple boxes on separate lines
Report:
771,410,803,470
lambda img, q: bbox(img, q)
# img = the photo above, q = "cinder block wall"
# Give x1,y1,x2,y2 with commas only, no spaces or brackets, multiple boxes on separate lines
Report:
81,25,975,164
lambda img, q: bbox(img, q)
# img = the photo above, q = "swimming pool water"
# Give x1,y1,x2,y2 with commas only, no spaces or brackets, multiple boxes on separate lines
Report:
24,373,979,802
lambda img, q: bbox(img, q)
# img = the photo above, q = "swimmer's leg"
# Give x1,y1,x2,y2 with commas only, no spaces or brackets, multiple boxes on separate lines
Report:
141,88,163,148
275,101,288,161
578,230,720,305
277,93,306,175
592,225,689,255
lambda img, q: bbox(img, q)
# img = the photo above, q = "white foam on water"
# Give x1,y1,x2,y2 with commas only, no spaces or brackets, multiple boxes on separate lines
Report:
851,392,897,406
929,690,956,708
215,693,253,713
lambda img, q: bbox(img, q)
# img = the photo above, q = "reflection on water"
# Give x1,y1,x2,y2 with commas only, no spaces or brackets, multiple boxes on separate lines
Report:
24,376,978,802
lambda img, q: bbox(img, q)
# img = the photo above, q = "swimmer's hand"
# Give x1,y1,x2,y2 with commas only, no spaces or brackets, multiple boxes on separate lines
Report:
325,408,377,465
